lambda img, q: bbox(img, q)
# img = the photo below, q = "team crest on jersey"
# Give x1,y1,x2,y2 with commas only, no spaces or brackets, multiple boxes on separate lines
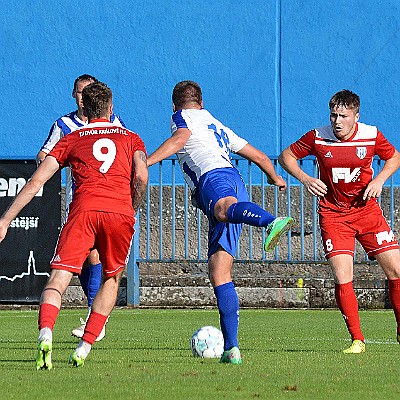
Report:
356,147,367,159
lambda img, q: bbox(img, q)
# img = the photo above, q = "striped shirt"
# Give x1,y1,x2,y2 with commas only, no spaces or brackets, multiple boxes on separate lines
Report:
171,108,247,190
40,111,125,207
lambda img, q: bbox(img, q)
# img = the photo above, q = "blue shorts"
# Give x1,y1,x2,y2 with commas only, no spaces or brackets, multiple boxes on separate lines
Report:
195,168,249,258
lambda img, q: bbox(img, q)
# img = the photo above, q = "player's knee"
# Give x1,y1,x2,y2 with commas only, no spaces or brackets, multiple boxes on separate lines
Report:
214,197,237,222
214,208,229,222
88,249,100,265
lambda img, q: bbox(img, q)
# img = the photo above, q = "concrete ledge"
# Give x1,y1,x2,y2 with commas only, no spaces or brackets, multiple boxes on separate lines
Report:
61,262,393,309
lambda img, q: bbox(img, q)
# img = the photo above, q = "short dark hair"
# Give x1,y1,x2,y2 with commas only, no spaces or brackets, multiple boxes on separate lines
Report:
73,74,98,93
172,80,202,110
329,90,360,113
82,82,112,120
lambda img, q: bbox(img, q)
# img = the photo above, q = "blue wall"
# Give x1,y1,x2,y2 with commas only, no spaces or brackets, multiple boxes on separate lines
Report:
1,0,400,181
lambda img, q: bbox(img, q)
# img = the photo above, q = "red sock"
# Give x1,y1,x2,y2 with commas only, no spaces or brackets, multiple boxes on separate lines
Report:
38,303,60,330
335,282,364,342
388,279,400,334
82,312,108,345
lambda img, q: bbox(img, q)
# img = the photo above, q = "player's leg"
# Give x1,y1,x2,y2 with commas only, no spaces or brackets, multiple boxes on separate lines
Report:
223,199,293,252
72,249,105,341
216,196,274,225
77,258,90,299
329,255,365,353
320,213,365,353
69,212,134,367
375,250,400,343
208,247,242,364
86,249,106,341
356,203,400,343
41,211,94,369
210,171,293,251
37,269,74,370
86,249,103,307
69,270,123,367
79,250,102,309
208,248,238,351
198,168,293,252
72,258,89,338
208,210,243,364
195,169,244,363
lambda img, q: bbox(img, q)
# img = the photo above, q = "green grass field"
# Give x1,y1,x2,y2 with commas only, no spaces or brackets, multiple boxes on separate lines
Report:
0,308,399,399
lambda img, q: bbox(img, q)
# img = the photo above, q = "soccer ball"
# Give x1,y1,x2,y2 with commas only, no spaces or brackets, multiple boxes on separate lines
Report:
191,326,224,358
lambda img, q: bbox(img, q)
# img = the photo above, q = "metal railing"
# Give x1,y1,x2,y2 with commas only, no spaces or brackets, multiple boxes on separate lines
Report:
127,155,400,305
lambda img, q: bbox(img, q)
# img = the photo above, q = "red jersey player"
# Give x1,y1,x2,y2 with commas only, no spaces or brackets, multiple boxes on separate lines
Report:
279,89,400,354
0,82,148,369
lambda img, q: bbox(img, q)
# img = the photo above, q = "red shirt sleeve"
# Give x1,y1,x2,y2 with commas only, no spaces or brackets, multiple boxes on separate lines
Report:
131,133,147,155
375,130,396,160
48,135,70,168
289,130,315,159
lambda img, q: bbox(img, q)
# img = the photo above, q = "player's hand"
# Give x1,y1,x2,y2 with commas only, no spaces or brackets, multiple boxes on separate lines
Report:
303,177,328,197
267,175,287,191
363,179,383,201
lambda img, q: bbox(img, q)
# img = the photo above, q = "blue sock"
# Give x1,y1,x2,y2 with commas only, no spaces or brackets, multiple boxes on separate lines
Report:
214,282,239,350
227,202,275,227
78,266,90,299
86,263,102,307
79,263,103,308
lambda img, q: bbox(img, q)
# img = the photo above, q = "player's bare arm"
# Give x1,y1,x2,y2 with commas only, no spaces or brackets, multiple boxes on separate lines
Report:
278,147,328,197
363,149,400,201
0,156,60,243
147,128,191,166
36,150,48,166
131,150,149,213
237,144,287,191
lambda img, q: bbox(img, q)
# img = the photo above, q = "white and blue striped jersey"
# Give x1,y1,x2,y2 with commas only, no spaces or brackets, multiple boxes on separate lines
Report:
171,109,248,190
40,111,125,154
40,111,126,207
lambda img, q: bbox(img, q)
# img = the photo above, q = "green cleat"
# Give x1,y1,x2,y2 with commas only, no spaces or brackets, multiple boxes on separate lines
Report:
343,339,365,354
220,346,242,364
36,338,53,370
68,350,86,367
264,217,294,252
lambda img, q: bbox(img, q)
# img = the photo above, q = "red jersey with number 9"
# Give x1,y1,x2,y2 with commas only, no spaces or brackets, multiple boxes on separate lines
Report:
49,119,146,217
290,122,396,212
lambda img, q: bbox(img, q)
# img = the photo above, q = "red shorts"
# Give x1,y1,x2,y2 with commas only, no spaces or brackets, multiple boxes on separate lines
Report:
51,211,135,277
319,201,399,260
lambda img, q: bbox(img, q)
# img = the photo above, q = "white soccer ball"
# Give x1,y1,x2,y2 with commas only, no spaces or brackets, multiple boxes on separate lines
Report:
191,326,224,358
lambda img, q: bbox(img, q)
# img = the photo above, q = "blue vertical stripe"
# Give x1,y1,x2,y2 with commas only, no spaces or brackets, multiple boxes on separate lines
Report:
172,110,188,129
182,161,198,188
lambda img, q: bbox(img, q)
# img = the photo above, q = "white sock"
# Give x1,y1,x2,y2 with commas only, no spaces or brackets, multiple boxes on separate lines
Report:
85,307,92,322
76,339,92,358
38,327,52,343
